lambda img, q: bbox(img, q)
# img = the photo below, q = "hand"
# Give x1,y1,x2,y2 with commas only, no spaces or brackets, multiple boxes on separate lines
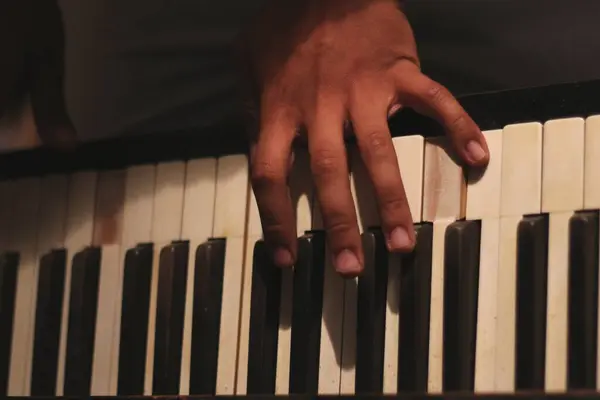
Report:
0,0,75,149
242,0,489,276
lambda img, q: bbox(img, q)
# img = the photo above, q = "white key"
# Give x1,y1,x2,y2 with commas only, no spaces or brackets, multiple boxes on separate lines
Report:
275,149,314,395
383,135,425,394
338,146,381,395
7,178,41,396
109,164,156,394
584,116,600,210
236,179,261,395
314,196,345,395
584,115,600,390
466,129,503,392
306,150,352,396
28,175,68,395
422,137,465,393
394,135,425,224
56,172,98,396
214,154,250,395
542,117,585,392
144,161,186,395
90,170,126,395
36,175,69,255
496,122,543,392
179,157,217,395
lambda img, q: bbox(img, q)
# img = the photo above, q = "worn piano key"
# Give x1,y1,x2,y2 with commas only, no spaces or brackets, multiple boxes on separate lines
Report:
152,241,189,395
247,240,282,395
56,172,97,397
145,161,186,395
117,243,153,395
179,158,217,395
442,220,481,392
289,232,326,395
275,150,315,395
213,155,249,395
515,215,548,390
8,179,41,396
189,239,226,395
90,170,127,396
397,223,433,393
542,118,585,392
342,145,380,394
466,129,503,393
30,250,67,396
422,137,466,393
355,229,388,394
382,136,425,394
0,252,19,396
63,247,102,396
113,165,156,395
496,122,543,392
567,211,599,389
584,116,600,209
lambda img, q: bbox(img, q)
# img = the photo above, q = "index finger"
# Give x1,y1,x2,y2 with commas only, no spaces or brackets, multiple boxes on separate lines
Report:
395,65,489,167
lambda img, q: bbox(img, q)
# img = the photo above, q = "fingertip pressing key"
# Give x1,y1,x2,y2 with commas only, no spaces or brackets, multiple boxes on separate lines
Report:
388,226,414,252
335,249,362,276
273,246,294,268
466,139,488,165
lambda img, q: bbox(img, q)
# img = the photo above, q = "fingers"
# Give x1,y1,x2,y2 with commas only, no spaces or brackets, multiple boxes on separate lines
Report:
349,91,415,253
307,102,363,277
0,2,29,119
28,0,77,149
395,63,489,167
251,112,297,268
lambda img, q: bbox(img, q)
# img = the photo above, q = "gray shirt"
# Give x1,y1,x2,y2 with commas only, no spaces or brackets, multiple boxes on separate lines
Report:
57,0,600,141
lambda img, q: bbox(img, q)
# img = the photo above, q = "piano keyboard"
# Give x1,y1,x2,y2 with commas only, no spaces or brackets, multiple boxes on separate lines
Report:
1,81,600,398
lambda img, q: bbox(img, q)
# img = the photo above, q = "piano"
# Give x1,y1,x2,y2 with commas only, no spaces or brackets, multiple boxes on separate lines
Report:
2,80,600,400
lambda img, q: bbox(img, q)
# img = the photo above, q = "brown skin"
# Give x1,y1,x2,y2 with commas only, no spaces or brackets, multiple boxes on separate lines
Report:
0,0,75,149
243,0,490,276
1,0,489,277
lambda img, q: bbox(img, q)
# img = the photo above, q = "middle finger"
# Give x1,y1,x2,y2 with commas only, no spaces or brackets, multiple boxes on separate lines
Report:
307,100,363,277
349,84,415,252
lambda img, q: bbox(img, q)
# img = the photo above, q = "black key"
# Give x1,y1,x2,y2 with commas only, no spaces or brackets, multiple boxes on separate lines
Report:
443,220,481,392
117,243,153,395
397,223,433,393
355,229,388,394
30,249,66,396
0,252,18,396
515,215,548,390
289,232,326,394
247,240,281,394
189,238,226,395
63,247,101,396
152,241,189,395
568,211,599,389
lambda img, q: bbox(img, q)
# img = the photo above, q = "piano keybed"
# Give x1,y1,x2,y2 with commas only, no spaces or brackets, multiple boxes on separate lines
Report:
2,82,600,399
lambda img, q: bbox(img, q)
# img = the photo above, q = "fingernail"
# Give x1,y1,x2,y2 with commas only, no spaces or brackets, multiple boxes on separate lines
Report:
388,226,413,251
335,249,361,275
273,247,293,268
466,140,486,162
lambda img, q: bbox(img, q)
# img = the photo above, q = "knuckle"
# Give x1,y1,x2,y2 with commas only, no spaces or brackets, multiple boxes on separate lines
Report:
426,82,449,105
326,219,355,238
322,210,357,240
262,221,288,239
362,129,391,158
251,159,285,189
310,148,342,177
449,113,469,134
380,195,409,219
